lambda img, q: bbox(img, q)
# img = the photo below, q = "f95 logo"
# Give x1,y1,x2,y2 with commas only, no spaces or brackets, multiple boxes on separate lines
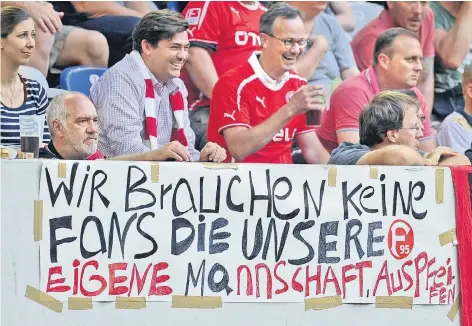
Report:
388,219,415,260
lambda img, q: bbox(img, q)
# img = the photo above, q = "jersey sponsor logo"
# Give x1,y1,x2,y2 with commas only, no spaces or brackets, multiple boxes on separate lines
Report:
185,8,201,25
285,91,295,103
255,96,266,108
273,128,297,142
224,110,237,121
235,31,261,46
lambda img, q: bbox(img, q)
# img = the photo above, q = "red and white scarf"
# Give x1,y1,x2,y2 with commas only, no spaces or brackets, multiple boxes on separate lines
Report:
130,51,188,150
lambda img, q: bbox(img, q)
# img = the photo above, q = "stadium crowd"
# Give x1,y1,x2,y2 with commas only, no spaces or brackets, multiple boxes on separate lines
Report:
1,1,471,166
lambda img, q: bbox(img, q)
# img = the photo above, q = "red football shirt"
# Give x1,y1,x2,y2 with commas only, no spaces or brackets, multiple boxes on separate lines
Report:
317,66,434,153
181,1,266,110
207,54,315,164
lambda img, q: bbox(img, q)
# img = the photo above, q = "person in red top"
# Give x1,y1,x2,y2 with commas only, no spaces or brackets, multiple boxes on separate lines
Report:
317,27,437,154
207,2,327,164
45,92,217,162
181,1,267,150
351,2,435,111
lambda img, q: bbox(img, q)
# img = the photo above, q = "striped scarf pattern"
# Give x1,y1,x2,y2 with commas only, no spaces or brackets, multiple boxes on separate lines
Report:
131,51,188,149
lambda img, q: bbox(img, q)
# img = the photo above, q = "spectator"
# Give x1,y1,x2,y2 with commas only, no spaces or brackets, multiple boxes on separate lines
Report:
430,1,472,119
352,1,434,111
326,1,355,33
207,2,328,164
290,1,359,89
317,28,437,154
437,64,472,154
90,10,226,163
329,90,470,166
2,1,108,76
45,92,201,161
51,1,151,67
180,1,267,150
465,144,472,162
1,6,50,148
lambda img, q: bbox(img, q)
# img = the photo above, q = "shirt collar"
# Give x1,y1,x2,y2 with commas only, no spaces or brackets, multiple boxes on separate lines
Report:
457,108,472,125
364,66,381,94
248,53,290,91
237,1,260,11
46,140,62,159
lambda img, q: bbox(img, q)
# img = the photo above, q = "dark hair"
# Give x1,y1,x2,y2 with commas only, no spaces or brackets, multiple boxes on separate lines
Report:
132,9,188,53
260,2,304,35
1,6,31,38
372,27,419,65
359,90,419,147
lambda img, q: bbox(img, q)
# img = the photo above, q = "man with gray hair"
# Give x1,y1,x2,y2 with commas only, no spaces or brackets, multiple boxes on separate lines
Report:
44,92,104,160
207,2,328,163
90,10,227,163
44,92,216,162
329,90,470,166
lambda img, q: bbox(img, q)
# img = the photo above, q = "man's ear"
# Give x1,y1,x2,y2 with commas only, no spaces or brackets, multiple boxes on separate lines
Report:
141,39,155,56
51,120,65,138
260,33,270,49
466,82,472,99
377,53,390,70
385,130,398,143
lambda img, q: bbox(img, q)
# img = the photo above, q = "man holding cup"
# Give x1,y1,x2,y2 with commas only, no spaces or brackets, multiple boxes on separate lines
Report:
207,2,328,164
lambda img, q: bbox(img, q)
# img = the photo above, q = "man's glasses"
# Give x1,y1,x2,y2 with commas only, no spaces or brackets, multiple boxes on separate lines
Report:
265,33,309,49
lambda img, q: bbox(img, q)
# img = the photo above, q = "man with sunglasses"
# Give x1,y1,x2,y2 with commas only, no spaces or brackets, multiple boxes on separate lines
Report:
207,2,327,163
329,90,470,166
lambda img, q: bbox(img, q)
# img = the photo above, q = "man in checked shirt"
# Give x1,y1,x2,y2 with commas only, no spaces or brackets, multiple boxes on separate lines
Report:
90,10,226,163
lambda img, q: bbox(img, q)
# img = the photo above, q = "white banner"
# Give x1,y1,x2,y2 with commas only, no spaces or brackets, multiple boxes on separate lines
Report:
39,161,458,304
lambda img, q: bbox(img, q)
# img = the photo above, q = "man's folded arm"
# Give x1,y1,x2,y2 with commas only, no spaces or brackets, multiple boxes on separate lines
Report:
356,145,427,165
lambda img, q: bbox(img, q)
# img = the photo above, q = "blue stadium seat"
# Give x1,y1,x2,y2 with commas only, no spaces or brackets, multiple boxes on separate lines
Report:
60,66,107,96
167,1,179,12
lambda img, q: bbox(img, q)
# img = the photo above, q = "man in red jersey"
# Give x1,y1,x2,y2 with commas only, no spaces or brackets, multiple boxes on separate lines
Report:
181,1,267,150
207,2,328,164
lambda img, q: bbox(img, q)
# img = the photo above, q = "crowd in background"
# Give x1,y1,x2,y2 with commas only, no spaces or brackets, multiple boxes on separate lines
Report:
1,1,471,166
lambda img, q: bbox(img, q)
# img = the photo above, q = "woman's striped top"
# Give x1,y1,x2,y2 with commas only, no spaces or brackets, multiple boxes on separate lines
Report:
1,75,51,147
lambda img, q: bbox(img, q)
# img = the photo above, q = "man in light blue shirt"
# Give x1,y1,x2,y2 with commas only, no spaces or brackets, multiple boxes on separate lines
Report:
437,64,472,154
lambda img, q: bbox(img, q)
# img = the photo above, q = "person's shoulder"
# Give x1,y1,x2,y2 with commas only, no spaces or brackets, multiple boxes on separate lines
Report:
421,7,435,32
333,142,369,154
332,72,368,96
21,76,44,91
316,11,338,28
329,142,370,165
218,61,254,85
93,56,139,89
444,112,472,131
20,76,47,99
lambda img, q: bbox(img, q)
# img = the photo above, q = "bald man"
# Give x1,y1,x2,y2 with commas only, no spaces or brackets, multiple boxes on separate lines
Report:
44,92,223,162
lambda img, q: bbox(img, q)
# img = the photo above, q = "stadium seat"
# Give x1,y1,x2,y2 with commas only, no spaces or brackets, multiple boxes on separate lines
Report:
349,2,384,39
60,66,107,96
166,1,179,11
19,65,68,98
